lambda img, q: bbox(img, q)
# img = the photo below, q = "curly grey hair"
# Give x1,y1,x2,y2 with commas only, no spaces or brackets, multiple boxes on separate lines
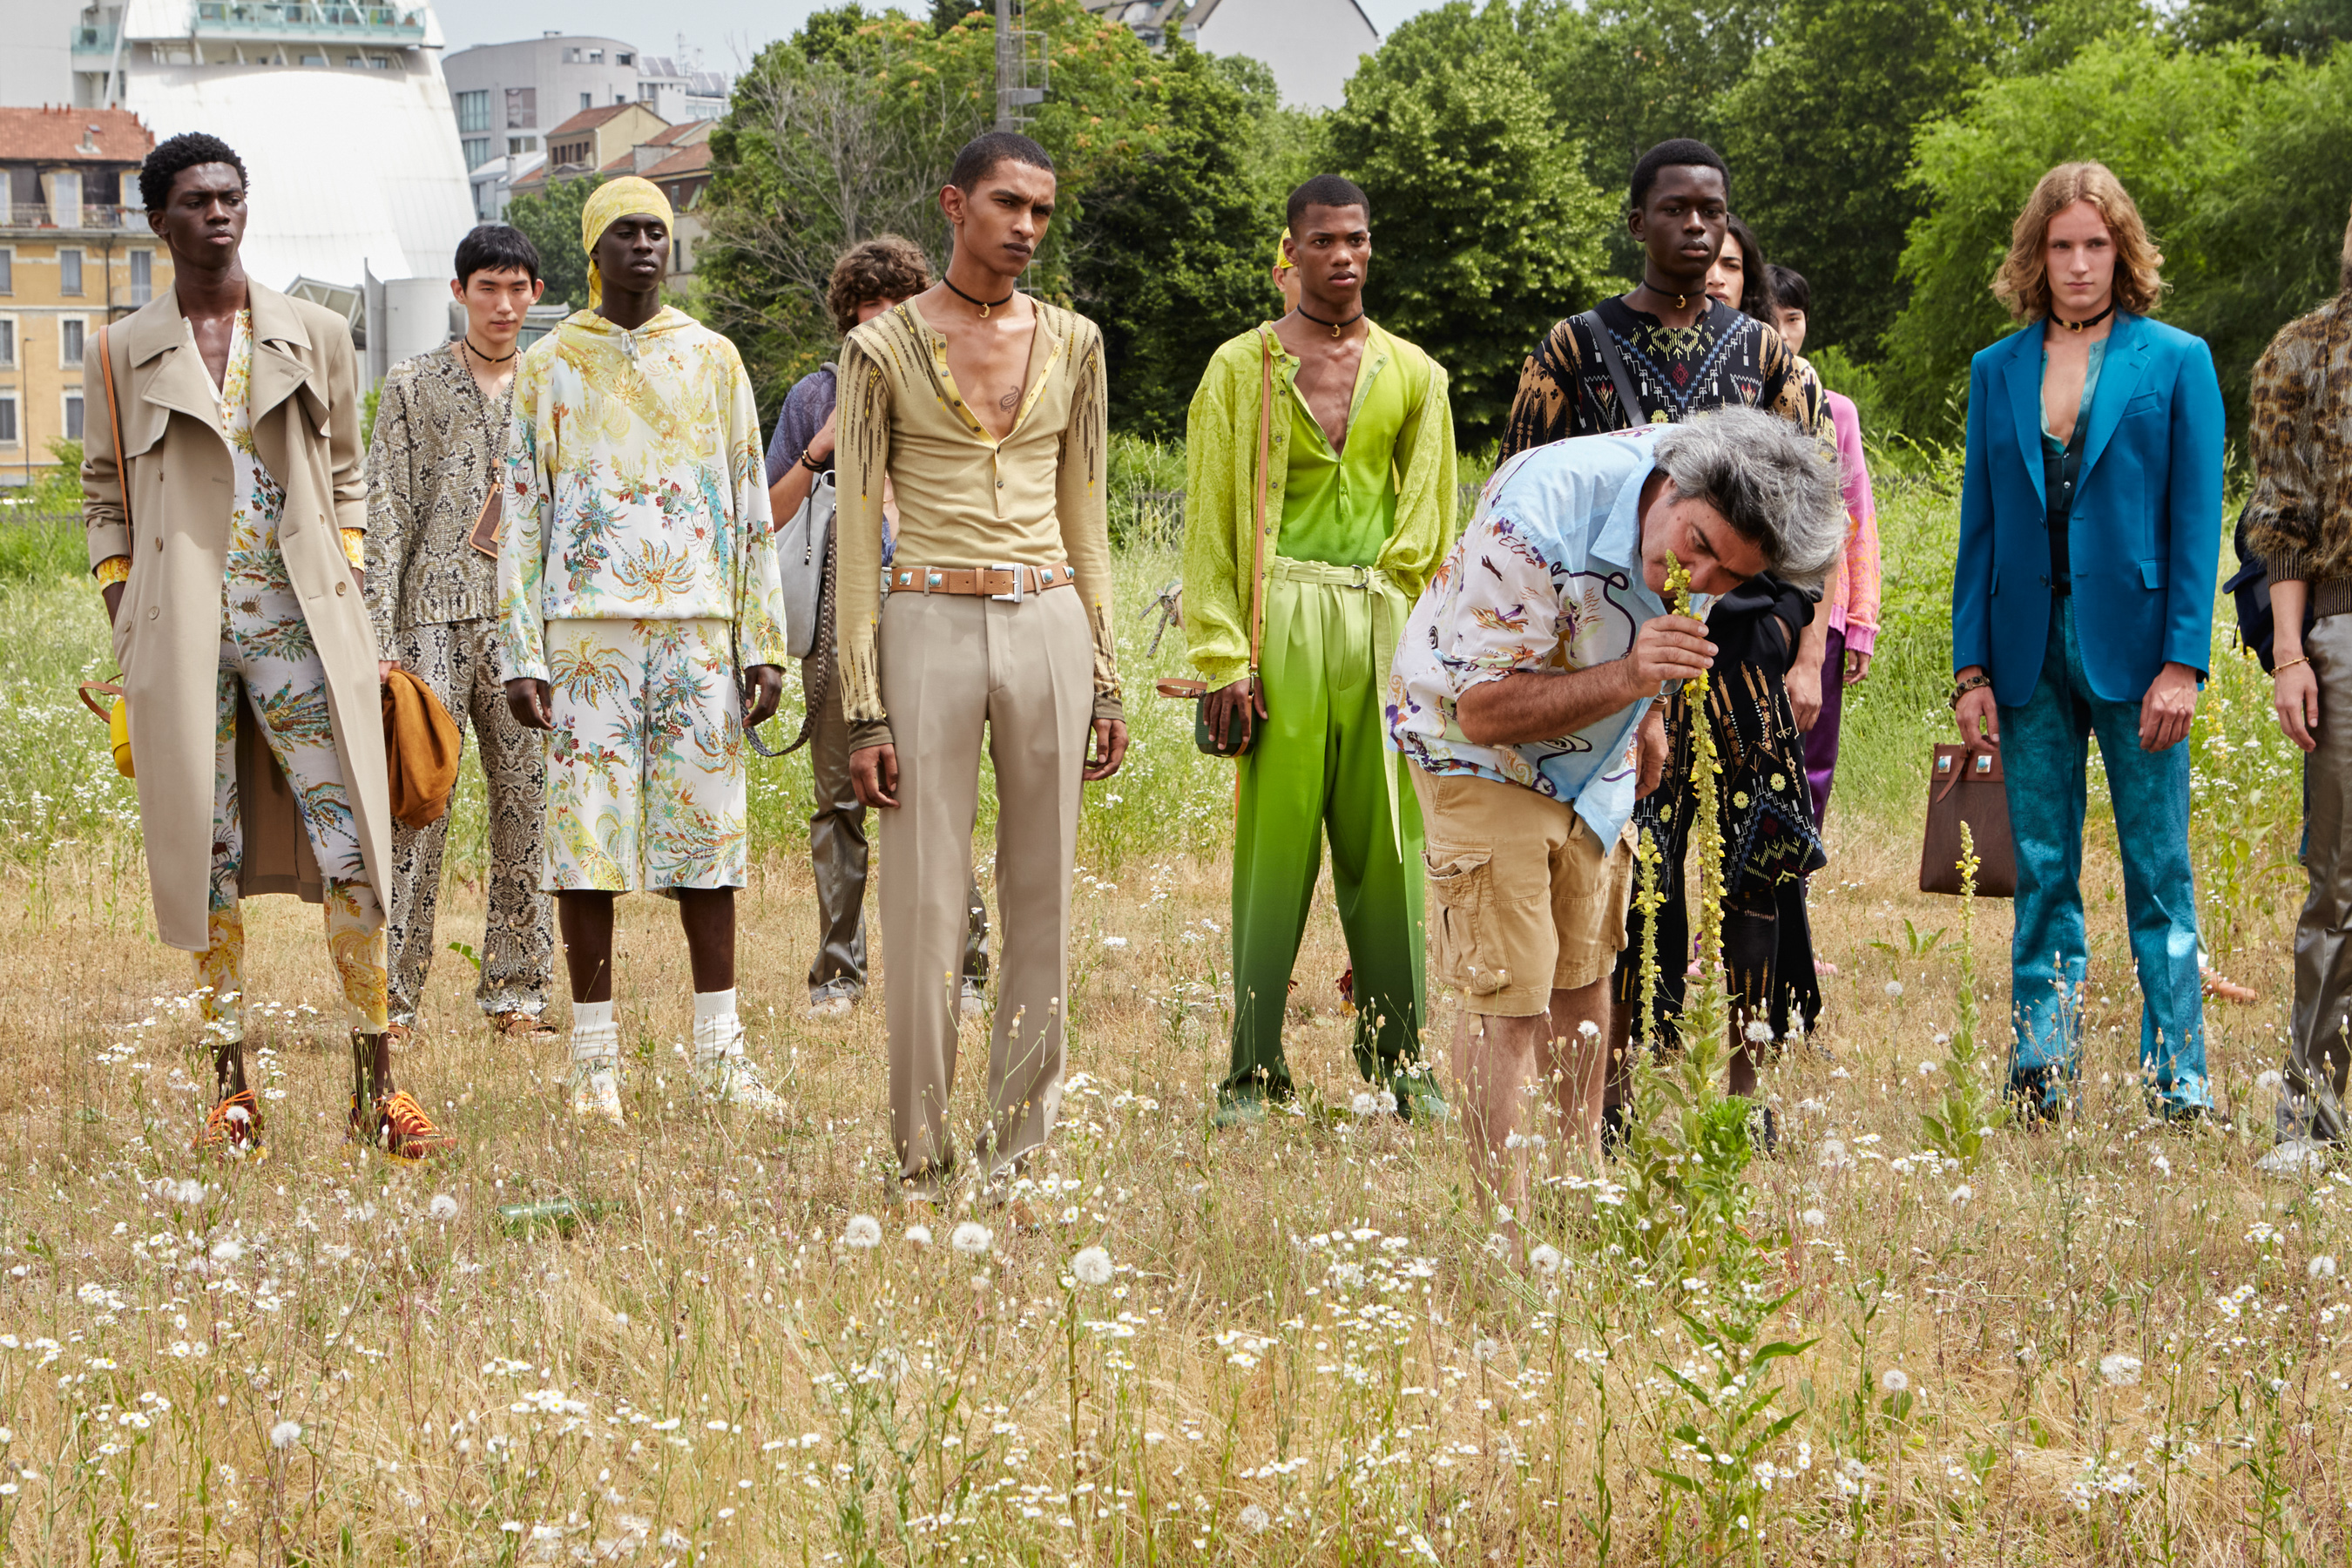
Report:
1652,405,1846,587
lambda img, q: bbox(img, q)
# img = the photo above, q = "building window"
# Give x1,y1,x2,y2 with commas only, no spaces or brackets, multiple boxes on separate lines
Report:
0,395,17,447
462,137,492,171
579,91,591,111
456,88,490,132
60,317,85,367
505,86,536,128
59,249,83,297
0,248,11,296
64,392,84,442
368,55,390,69
618,51,633,65
300,52,326,66
508,135,537,154
128,251,150,306
564,47,580,63
588,50,603,63
0,316,15,367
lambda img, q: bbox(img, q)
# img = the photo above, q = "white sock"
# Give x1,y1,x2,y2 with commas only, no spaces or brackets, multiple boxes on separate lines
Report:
692,991,742,1067
570,1001,618,1067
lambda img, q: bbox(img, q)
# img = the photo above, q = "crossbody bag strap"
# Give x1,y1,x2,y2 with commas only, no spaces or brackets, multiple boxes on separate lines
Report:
1579,308,1648,430
99,323,132,543
1249,324,1275,676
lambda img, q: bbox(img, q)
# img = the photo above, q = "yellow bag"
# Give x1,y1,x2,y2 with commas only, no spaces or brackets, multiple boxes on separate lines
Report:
79,680,133,778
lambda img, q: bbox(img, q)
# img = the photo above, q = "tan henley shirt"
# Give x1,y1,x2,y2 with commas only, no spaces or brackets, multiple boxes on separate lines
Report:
833,298,1121,747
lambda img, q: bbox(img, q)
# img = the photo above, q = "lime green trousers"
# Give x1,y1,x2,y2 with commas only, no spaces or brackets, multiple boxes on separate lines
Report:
1225,559,1425,1098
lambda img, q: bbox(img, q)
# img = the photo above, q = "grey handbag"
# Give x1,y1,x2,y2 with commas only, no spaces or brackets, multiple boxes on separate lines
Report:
777,469,836,661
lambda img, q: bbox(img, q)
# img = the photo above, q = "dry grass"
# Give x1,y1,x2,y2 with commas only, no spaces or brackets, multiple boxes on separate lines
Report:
0,796,2343,1565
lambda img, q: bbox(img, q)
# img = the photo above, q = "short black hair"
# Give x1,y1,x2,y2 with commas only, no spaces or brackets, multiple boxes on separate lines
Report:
1766,262,1810,317
949,131,1053,193
455,224,542,286
1628,138,1730,213
139,132,248,213
1287,174,1369,233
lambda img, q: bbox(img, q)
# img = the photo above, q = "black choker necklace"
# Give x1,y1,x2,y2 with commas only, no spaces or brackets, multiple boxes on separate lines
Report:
1641,276,1700,312
2052,300,2116,334
1296,304,1364,339
463,335,517,363
943,277,1016,318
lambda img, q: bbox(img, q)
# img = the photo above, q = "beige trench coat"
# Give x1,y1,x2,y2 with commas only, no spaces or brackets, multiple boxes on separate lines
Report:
81,280,391,952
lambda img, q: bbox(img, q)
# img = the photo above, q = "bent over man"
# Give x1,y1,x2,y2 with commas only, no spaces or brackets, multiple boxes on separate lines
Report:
1184,174,1456,1127
497,176,791,1127
84,132,452,1159
366,223,558,1047
837,132,1127,1200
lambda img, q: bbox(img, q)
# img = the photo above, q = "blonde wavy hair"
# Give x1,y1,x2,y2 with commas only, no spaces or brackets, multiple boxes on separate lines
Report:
1991,161,2166,321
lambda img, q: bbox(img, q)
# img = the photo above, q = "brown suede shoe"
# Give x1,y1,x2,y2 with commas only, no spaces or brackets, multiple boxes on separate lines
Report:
194,1090,263,1158
382,1022,413,1051
493,1010,558,1041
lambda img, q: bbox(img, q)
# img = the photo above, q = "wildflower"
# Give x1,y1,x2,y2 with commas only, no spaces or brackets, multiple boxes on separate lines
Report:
1577,1018,1599,1038
1238,1503,1271,1534
1949,1185,1973,1205
904,1224,933,1247
1471,1337,1501,1363
1528,1244,1564,1275
429,1194,459,1221
1102,936,1129,949
1881,1369,1909,1394
268,1421,302,1450
1885,981,1903,998
1745,1020,1774,1044
2257,1070,2285,1093
2312,1254,2339,1281
842,1215,882,1249
2099,1353,2143,1385
1801,1207,1827,1228
209,1237,244,1263
1071,1247,1113,1287
950,1222,992,1257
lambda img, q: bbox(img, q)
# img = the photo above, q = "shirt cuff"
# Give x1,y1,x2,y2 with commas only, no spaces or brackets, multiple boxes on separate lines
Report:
1842,621,1878,657
340,528,366,569
848,718,894,753
1092,690,1125,726
93,555,131,588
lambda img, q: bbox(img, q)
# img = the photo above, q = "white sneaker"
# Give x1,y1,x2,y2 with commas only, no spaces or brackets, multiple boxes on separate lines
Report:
693,1012,787,1119
567,1061,625,1127
805,980,859,1021
2257,1139,2327,1176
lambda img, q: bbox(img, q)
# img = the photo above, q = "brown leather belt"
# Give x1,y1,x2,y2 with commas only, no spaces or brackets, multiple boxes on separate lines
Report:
888,562,1075,601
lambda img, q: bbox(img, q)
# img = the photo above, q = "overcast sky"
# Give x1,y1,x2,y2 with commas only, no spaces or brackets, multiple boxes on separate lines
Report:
439,1,1444,71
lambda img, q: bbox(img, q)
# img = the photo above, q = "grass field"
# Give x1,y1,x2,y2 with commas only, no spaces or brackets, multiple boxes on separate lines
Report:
0,467,2342,1566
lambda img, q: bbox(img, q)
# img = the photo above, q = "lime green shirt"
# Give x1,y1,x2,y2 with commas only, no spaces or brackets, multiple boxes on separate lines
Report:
1277,353,1405,566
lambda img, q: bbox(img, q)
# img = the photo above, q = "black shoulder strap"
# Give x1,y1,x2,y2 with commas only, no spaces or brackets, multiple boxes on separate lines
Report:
1578,308,1648,431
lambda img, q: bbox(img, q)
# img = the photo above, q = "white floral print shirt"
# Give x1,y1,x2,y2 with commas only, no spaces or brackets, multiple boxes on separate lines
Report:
1388,427,1687,848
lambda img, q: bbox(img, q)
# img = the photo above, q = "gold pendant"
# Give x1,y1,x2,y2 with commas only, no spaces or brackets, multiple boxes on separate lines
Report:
1329,320,1342,339
980,301,991,319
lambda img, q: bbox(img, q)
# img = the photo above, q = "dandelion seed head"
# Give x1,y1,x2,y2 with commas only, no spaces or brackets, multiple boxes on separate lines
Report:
2258,1070,2285,1093
1528,1244,1564,1275
904,1224,933,1247
209,1237,242,1263
1745,1020,1774,1044
842,1214,882,1249
2312,1254,2338,1280
1801,1207,1827,1228
1238,1503,1270,1533
1071,1246,1113,1287
1949,1185,1973,1205
268,1420,302,1450
950,1222,992,1257
1885,981,1903,998
2099,1353,2143,1385
428,1194,459,1221
1881,1368,1909,1394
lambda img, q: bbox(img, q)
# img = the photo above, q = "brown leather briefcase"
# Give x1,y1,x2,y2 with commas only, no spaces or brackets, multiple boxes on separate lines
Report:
1919,744,2017,898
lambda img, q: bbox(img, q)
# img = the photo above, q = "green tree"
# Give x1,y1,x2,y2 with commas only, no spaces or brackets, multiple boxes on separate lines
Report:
2176,0,2352,53
504,173,605,313
1884,35,2270,434
1330,42,1616,443
1072,44,1281,436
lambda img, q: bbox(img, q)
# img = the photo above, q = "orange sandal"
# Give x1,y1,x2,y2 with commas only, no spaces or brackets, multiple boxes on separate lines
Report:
493,1010,558,1041
194,1090,263,1158
373,1091,457,1162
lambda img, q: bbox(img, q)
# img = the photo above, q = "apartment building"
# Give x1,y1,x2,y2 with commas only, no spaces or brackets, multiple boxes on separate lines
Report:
0,107,166,490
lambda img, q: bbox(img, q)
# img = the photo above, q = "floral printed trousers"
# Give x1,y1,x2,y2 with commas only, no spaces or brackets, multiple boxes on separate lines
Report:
199,546,388,1039
383,618,555,1026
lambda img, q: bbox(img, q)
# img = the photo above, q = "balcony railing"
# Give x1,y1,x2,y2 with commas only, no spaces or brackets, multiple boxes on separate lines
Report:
71,24,118,55
3,204,146,231
190,3,425,40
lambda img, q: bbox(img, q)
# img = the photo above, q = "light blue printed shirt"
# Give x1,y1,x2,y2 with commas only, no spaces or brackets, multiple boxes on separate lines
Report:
1387,427,1681,848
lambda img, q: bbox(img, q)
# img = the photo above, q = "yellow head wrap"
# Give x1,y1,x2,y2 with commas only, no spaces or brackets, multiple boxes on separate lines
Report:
580,176,677,308
1274,227,1294,272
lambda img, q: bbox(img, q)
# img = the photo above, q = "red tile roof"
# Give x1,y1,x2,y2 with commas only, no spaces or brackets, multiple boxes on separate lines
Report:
0,107,154,163
645,142,711,182
544,102,661,139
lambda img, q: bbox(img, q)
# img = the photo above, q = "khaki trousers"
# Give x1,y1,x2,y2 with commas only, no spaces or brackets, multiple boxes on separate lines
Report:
2284,612,2352,1143
877,586,1092,1182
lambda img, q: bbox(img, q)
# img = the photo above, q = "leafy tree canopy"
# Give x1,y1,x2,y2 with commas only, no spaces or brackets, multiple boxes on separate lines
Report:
504,173,605,314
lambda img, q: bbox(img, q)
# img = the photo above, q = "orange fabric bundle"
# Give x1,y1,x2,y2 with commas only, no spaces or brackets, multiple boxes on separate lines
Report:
381,669,462,829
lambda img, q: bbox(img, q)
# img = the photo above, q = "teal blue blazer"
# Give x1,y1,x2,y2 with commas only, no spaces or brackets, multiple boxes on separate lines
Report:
1950,311,2224,706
